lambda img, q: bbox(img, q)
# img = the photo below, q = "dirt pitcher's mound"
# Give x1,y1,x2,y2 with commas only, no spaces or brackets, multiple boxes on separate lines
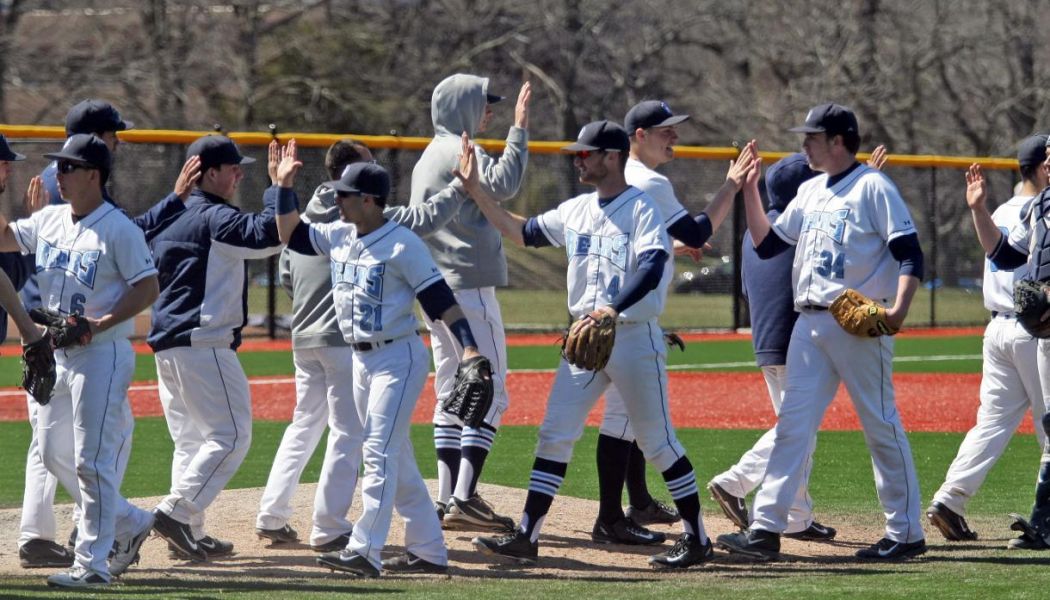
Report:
0,482,920,582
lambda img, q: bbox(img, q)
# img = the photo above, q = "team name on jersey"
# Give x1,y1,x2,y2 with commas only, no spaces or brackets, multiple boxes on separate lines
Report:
36,239,99,288
801,209,851,245
565,229,629,271
331,261,385,301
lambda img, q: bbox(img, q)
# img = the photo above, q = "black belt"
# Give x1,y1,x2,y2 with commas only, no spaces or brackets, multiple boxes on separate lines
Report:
351,332,417,352
800,305,828,312
991,311,1015,319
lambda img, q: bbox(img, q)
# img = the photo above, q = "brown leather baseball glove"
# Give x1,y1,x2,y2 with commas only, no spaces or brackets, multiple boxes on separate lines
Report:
829,288,899,337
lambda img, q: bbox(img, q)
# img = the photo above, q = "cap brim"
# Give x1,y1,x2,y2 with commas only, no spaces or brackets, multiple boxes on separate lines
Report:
654,114,690,127
42,151,92,165
117,120,134,131
788,125,825,133
486,94,504,104
238,156,257,165
561,142,600,152
0,151,26,161
328,179,361,194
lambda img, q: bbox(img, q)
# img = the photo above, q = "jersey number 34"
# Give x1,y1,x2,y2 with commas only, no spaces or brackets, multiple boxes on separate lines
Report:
815,250,844,279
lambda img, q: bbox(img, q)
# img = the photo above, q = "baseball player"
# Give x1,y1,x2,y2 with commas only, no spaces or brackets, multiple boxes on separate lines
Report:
412,74,530,530
966,145,1050,550
467,121,719,569
0,134,161,588
927,136,1047,542
148,134,285,562
19,99,131,568
592,100,756,545
255,137,472,553
718,103,927,561
276,141,484,577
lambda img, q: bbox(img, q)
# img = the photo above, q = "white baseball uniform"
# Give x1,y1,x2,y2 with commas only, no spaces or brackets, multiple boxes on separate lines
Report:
302,218,449,571
10,202,157,579
749,164,925,543
933,195,1044,515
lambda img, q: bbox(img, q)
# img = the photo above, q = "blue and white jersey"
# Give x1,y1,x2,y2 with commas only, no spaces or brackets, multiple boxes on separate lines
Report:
535,186,670,322
147,187,284,351
771,165,916,307
307,219,443,344
10,202,157,344
985,195,1033,313
625,157,686,298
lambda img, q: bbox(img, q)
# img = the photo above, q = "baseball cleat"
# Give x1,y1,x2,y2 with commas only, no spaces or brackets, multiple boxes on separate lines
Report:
472,531,538,565
783,521,837,542
317,550,380,577
591,517,666,545
171,535,234,559
444,494,516,532
648,533,714,569
435,501,447,523
311,531,353,553
625,498,680,526
716,529,781,561
46,566,110,588
110,512,155,576
18,539,74,569
707,482,749,531
381,551,449,574
855,537,927,560
1007,534,1049,550
256,524,299,544
926,502,977,541
151,509,207,562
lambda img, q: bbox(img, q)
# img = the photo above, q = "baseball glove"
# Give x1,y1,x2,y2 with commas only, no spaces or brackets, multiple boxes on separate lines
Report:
562,309,616,371
22,334,56,405
828,288,899,337
1014,279,1050,338
29,308,93,348
441,355,494,428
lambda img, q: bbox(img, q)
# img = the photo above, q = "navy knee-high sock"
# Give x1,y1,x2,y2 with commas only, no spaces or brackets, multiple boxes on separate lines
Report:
455,424,497,499
596,434,631,524
624,441,654,510
662,456,706,541
434,424,462,505
520,457,568,542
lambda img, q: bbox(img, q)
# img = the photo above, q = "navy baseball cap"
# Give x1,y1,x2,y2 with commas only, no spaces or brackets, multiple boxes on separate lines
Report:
1017,134,1049,168
65,100,133,136
0,134,25,161
43,134,112,171
789,103,858,137
624,100,690,133
562,120,630,153
187,135,256,172
765,153,817,213
330,162,391,199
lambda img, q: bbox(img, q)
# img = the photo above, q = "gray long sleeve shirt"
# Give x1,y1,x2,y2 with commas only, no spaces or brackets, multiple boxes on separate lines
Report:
283,181,467,349
409,73,529,289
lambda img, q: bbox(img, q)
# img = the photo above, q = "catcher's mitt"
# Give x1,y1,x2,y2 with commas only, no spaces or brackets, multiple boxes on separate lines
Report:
22,334,55,405
441,355,494,428
29,308,93,348
1014,279,1050,338
562,309,616,371
828,288,899,337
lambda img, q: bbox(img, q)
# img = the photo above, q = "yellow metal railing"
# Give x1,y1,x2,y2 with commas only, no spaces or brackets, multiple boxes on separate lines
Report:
0,124,1022,170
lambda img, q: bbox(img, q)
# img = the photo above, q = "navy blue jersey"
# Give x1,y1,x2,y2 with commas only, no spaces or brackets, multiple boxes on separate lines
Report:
742,210,797,367
147,187,285,352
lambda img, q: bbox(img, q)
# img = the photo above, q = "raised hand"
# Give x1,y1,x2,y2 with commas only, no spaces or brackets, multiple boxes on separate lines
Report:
174,156,201,201
726,140,757,191
276,139,303,188
268,140,280,186
867,144,888,170
24,175,48,214
964,163,987,210
453,132,481,195
514,81,532,130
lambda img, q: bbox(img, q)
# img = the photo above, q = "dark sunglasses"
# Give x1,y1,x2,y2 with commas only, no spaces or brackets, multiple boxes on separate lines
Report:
575,149,618,160
56,161,96,174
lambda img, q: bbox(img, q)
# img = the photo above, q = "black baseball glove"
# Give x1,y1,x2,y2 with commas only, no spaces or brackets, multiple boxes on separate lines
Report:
22,334,56,405
1014,279,1050,338
441,355,494,428
29,308,93,348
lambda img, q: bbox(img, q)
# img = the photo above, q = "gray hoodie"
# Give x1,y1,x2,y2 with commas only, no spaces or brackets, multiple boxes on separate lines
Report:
409,73,528,290
282,181,468,348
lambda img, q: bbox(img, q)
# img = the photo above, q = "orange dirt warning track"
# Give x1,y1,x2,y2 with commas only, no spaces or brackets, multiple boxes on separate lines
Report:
0,371,1012,434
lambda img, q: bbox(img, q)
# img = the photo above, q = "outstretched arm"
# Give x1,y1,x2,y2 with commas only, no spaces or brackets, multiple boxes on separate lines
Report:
86,275,159,336
701,140,757,232
457,135,527,246
965,164,1004,255
741,151,772,245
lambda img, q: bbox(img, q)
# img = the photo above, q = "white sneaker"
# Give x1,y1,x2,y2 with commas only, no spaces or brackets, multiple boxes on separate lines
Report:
47,566,110,588
110,512,156,577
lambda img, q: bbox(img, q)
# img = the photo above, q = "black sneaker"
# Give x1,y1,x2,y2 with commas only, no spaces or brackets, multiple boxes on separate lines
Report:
648,533,714,569
257,524,299,544
317,550,380,577
926,502,977,541
707,482,749,530
381,551,449,574
783,521,837,542
312,531,353,553
445,494,516,532
198,535,234,556
19,539,74,569
473,531,538,565
855,537,927,560
1007,534,1050,550
591,517,666,545
716,529,781,561
152,509,207,562
625,499,680,526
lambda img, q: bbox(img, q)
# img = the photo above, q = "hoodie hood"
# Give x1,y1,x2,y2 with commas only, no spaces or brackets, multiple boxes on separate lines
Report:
302,183,341,225
431,73,489,137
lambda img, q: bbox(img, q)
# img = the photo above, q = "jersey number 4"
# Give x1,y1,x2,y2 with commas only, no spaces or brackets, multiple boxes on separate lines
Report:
815,250,845,279
359,303,383,332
